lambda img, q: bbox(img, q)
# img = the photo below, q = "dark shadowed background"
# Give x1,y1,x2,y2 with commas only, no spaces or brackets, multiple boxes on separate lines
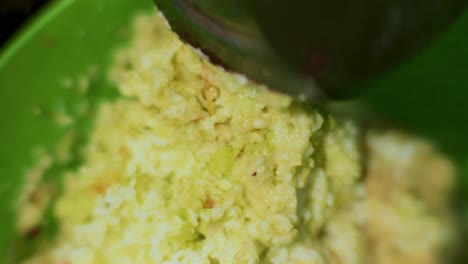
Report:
0,0,49,47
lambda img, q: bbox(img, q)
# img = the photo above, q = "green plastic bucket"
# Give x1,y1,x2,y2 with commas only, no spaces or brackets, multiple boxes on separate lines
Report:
0,0,467,261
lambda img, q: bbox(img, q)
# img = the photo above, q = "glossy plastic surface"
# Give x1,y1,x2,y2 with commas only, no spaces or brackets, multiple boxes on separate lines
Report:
0,0,467,260
0,0,153,256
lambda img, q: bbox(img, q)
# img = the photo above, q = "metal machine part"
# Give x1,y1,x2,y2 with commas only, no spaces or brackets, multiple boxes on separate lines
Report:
154,0,467,100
